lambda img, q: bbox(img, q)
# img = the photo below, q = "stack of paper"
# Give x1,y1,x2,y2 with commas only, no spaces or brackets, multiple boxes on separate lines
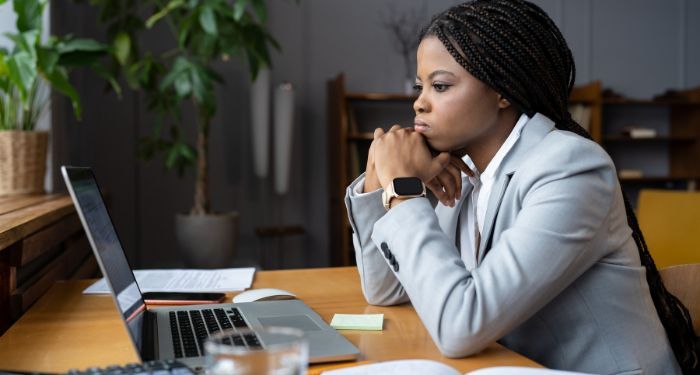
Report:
83,268,256,294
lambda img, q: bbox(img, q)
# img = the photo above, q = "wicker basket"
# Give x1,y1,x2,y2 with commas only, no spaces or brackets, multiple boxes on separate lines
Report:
0,131,49,196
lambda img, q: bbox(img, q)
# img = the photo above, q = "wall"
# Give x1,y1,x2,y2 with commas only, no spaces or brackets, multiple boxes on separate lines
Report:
52,0,700,269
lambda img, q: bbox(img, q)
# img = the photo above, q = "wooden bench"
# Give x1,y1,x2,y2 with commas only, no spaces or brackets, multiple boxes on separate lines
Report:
0,194,97,334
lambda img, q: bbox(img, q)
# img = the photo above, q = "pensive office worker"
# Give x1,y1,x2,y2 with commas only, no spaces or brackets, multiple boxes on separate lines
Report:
344,1,698,374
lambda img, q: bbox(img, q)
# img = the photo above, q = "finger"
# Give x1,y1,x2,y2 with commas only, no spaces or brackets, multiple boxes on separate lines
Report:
389,124,402,132
444,163,462,200
373,127,385,140
450,156,474,177
426,179,449,206
436,173,456,207
426,152,451,180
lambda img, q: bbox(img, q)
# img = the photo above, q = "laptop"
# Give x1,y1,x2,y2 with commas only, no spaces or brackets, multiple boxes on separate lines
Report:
61,166,359,369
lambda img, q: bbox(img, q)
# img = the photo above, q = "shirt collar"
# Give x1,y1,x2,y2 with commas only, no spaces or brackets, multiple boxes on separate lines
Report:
463,113,530,181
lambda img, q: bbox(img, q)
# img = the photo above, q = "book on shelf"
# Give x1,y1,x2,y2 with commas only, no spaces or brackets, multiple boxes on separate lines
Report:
618,169,644,179
568,104,592,132
621,127,657,139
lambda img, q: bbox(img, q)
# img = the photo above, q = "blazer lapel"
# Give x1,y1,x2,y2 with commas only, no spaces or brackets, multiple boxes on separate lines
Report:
436,178,473,247
476,113,556,264
477,172,512,264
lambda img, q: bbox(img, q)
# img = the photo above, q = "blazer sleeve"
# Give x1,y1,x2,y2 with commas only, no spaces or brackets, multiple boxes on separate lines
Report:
369,149,617,357
344,174,410,305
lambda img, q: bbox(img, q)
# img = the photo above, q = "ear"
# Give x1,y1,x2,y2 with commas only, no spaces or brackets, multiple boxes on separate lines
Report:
498,95,511,109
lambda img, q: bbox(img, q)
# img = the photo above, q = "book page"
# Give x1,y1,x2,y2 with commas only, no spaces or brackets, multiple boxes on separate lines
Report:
322,359,459,375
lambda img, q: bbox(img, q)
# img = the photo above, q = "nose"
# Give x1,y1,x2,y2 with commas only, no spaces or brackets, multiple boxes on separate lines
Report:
413,93,429,114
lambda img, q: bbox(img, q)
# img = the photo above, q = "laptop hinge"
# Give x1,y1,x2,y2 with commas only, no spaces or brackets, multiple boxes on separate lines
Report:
140,310,157,361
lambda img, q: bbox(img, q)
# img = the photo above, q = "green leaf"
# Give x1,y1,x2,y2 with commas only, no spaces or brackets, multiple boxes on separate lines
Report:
45,68,81,119
90,61,122,98
6,52,37,101
146,0,185,29
56,38,108,54
251,0,266,23
159,56,190,92
174,73,192,98
13,0,46,32
37,46,59,74
233,0,249,21
0,53,8,77
113,32,131,65
0,0,8,5
198,5,217,35
5,30,39,59
189,64,206,102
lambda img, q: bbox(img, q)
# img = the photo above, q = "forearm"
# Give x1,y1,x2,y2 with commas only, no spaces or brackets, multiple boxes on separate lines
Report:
345,174,409,305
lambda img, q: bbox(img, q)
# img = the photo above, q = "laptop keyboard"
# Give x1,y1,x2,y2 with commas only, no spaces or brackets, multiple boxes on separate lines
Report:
65,359,194,375
169,307,260,358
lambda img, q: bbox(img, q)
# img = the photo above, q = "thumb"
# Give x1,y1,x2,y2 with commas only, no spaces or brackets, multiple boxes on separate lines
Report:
426,152,451,179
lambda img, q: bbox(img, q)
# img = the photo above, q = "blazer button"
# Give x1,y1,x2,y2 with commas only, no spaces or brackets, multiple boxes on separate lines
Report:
380,242,390,258
393,262,399,272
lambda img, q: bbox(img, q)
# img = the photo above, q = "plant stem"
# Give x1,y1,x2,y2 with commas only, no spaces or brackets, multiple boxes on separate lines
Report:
191,104,210,215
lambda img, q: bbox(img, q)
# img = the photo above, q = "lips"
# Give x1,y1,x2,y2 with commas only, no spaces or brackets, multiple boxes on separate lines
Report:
414,119,430,133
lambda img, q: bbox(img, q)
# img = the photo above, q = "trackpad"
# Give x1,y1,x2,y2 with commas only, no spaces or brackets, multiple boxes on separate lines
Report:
258,315,322,331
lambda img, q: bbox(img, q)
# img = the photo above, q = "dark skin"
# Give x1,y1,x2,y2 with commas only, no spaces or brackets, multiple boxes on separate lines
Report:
364,37,519,208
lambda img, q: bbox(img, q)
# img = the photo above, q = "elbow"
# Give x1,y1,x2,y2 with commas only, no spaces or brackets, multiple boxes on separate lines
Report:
434,325,489,358
434,335,484,358
361,285,407,306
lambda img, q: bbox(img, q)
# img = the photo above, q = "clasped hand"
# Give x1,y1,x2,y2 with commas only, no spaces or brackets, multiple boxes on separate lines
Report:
364,125,473,207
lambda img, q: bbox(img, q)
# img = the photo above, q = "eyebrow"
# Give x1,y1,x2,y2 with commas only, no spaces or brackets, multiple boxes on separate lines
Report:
417,70,457,81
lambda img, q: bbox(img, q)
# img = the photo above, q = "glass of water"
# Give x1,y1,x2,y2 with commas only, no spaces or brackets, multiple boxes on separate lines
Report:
205,327,308,375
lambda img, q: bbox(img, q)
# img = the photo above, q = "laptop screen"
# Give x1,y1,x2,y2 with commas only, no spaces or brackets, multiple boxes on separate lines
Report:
61,166,146,355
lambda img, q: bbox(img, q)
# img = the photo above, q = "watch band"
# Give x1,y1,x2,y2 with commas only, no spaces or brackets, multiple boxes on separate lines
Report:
382,177,426,210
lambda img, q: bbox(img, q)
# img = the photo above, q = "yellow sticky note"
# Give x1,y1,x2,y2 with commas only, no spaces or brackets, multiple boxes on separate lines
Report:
330,313,384,331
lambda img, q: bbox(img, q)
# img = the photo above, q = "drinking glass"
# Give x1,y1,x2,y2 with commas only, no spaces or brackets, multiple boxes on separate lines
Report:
205,327,308,375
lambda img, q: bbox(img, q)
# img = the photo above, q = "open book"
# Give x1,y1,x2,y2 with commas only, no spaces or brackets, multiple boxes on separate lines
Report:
322,359,592,375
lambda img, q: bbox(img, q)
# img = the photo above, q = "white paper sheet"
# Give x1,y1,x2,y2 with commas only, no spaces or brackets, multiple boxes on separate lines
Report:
83,268,256,294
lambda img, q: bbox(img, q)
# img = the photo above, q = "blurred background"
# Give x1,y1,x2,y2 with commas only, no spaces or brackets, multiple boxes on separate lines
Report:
2,0,698,270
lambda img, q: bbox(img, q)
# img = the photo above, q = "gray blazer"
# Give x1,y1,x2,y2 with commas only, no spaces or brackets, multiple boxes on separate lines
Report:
344,114,680,375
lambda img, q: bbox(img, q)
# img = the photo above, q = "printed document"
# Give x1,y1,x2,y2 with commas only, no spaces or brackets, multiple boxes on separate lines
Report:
83,268,256,294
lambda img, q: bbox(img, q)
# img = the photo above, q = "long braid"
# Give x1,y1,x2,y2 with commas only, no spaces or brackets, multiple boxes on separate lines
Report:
421,1,699,373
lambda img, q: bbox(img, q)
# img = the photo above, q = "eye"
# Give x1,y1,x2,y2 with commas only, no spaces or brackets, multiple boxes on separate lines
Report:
433,83,451,92
412,84,423,93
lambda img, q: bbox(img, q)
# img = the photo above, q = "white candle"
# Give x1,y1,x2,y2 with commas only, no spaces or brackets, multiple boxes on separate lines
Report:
273,83,295,195
250,68,270,178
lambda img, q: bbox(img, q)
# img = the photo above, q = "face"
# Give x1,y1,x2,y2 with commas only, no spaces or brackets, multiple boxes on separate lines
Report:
413,36,509,153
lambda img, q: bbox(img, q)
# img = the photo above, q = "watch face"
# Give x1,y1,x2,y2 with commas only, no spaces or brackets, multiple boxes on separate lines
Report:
393,177,424,195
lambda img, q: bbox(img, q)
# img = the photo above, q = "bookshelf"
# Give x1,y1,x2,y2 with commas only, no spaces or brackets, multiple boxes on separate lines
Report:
327,74,607,266
327,74,417,266
600,86,700,188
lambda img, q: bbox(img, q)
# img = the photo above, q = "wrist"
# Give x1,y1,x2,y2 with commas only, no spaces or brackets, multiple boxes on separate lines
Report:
388,196,413,209
381,177,426,210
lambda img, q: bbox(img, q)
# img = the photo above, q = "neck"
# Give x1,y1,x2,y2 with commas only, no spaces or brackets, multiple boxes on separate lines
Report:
463,109,520,173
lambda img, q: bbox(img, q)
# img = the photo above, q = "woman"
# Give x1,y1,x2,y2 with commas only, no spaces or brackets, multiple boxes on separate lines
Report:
344,1,698,374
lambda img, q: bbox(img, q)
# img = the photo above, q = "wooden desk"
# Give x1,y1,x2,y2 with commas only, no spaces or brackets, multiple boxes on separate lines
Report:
0,194,97,333
0,267,541,373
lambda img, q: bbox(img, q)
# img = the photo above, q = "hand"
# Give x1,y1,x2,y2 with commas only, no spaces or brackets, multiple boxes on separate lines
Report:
363,128,384,193
425,155,473,207
372,125,450,189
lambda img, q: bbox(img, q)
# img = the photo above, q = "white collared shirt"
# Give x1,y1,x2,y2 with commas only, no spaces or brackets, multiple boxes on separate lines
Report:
460,113,529,269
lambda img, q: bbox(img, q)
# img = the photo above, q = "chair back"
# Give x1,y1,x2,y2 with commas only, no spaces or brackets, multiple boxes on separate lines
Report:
659,264,700,336
637,189,700,268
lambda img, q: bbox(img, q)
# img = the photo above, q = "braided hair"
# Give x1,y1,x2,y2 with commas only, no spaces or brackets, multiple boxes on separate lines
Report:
419,1,699,373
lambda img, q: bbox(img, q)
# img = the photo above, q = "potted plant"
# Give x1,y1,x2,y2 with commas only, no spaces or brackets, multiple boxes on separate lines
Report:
0,0,117,196
86,0,279,267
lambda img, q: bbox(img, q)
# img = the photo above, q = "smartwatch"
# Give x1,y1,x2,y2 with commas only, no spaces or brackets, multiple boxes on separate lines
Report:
382,177,426,210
